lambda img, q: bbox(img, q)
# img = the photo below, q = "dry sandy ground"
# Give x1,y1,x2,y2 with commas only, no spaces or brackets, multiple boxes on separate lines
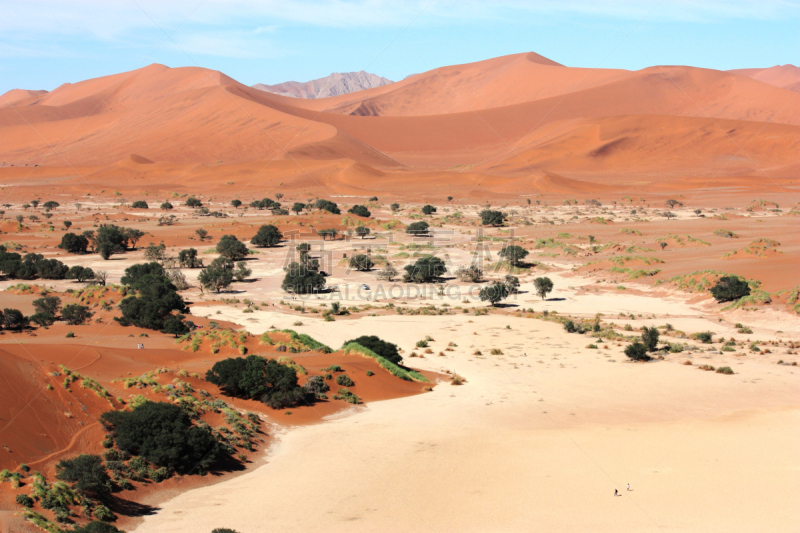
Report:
133,309,800,532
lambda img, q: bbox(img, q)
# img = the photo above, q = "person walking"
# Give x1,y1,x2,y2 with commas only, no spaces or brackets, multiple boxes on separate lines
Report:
627,483,631,491
614,489,619,497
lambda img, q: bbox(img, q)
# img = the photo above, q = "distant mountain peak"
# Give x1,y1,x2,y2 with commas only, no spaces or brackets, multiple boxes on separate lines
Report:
252,71,394,99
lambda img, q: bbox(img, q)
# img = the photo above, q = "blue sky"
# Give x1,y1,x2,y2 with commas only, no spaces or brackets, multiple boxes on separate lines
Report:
1,0,798,93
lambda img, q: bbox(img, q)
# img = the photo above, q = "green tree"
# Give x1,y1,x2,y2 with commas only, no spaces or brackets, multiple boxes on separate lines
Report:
124,228,146,250
206,355,308,408
479,210,505,226
403,256,446,283
282,262,326,294
710,276,750,303
504,274,520,294
498,245,528,267
251,224,283,247
291,202,305,215
479,281,509,306
162,314,190,337
348,205,371,218
121,263,166,290
58,233,89,254
160,202,173,210
42,201,59,210
131,201,149,209
100,402,220,473
55,454,110,498
234,261,252,281
349,254,374,271
178,248,203,268
199,265,234,293
33,295,61,317
217,235,248,260
355,226,371,239
534,277,554,300
62,304,93,325
390,203,400,212
67,265,95,282
73,522,123,533
406,221,430,235
231,199,242,208
421,204,436,215
185,197,203,208
1,308,28,330
314,199,340,214
343,336,402,364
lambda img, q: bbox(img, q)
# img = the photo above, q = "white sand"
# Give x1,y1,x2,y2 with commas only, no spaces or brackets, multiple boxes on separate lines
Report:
134,312,800,532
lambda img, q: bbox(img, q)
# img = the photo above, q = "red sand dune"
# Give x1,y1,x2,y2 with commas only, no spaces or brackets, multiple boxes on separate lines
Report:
730,64,800,91
1,52,798,196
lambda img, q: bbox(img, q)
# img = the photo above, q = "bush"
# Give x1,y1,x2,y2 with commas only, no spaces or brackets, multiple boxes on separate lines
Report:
231,199,242,208
185,197,203,207
100,402,220,473
212,529,241,533
55,454,111,498
348,205,371,218
131,201,149,209
624,341,651,361
206,355,309,409
642,326,659,352
421,205,436,215
160,202,173,210
355,226,371,239
710,276,751,302
15,494,34,507
336,374,354,387
342,336,402,364
716,366,734,374
303,375,330,397
73,522,124,533
62,304,93,325
694,331,714,344
251,224,283,247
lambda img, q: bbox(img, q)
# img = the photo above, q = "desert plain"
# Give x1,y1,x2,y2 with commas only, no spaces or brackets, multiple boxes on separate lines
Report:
0,52,798,533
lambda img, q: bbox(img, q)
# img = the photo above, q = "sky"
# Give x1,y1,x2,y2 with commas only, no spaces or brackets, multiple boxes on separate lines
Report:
1,0,798,93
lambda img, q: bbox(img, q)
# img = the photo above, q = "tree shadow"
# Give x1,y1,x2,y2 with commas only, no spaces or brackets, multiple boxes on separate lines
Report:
545,297,566,301
107,494,160,517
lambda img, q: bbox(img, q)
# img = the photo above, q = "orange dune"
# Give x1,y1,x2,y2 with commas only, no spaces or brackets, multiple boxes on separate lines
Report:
730,64,800,91
0,52,797,197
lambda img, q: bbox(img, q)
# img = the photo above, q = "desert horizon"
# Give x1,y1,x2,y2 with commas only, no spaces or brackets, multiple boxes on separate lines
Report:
1,2,798,533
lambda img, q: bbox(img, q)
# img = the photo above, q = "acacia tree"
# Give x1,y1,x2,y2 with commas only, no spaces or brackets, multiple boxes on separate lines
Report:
479,281,509,306
480,210,505,226
217,235,248,260
349,254,374,271
534,277,554,300
498,245,529,267
251,225,282,247
355,226,371,239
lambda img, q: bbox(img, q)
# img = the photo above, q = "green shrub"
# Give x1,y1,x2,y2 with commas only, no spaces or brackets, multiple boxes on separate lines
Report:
716,366,734,375
336,374,354,387
55,454,110,498
624,341,651,361
693,331,714,344
100,402,220,473
342,336,402,364
15,494,34,507
710,276,750,303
